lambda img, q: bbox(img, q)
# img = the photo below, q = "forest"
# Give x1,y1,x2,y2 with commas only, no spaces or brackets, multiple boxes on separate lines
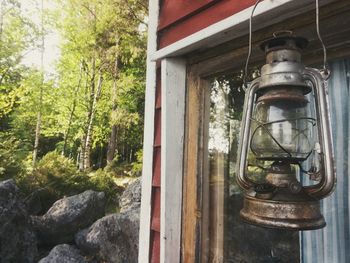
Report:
0,0,148,211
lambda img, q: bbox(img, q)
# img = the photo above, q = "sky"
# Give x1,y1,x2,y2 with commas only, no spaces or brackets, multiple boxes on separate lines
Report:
21,0,61,76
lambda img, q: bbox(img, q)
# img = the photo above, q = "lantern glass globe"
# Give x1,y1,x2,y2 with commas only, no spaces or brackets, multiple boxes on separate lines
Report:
250,87,315,162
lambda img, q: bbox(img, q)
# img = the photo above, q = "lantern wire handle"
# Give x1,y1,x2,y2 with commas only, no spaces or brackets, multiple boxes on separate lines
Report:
316,0,330,79
244,0,331,88
243,0,263,91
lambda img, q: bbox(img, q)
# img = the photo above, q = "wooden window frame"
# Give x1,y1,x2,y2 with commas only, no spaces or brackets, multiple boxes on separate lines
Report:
180,2,350,262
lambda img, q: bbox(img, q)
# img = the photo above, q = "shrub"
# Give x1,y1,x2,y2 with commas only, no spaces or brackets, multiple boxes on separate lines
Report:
105,150,143,177
0,132,30,179
88,169,123,213
131,149,143,176
16,151,121,214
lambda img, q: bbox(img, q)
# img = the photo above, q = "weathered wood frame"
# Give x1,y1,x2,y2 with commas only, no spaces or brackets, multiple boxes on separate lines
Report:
181,67,211,263
160,58,187,263
138,0,159,261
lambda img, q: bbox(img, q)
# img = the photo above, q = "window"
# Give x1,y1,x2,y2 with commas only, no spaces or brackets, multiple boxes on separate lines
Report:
182,58,350,262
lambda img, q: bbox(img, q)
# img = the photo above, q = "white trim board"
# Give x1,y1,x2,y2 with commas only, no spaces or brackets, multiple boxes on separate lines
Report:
138,0,159,262
151,0,334,61
160,58,187,263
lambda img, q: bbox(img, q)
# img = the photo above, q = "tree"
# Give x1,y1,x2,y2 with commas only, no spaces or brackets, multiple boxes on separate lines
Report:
32,0,45,165
0,0,38,126
55,0,147,170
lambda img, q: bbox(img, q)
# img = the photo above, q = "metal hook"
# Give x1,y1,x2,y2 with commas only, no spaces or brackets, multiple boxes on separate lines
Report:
272,30,294,38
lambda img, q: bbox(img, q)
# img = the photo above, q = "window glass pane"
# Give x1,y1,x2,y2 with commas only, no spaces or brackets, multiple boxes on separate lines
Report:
205,73,299,263
204,58,350,263
300,58,350,263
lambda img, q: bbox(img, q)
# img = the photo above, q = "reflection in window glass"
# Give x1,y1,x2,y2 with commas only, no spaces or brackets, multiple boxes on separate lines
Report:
301,58,350,263
205,74,299,263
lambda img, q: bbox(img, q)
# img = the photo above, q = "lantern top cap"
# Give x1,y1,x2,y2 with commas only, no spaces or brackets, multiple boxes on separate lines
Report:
260,34,308,54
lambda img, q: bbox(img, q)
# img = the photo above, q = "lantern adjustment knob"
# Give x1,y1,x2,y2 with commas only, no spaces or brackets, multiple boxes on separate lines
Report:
288,181,302,194
254,183,276,199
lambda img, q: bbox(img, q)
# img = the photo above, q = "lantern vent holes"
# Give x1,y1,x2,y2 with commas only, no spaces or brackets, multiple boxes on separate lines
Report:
266,39,286,49
260,36,308,54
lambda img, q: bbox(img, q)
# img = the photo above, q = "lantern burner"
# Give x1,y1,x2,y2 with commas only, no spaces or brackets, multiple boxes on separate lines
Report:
258,36,311,94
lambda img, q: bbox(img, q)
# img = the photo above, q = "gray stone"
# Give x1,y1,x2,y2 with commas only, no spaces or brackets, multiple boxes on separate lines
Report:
75,208,140,263
38,244,87,263
0,179,38,262
32,190,106,245
119,178,141,213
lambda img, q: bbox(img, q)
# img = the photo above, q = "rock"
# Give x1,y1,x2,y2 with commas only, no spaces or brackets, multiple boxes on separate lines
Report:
119,178,141,213
75,208,140,263
38,244,88,263
32,190,106,245
0,179,38,262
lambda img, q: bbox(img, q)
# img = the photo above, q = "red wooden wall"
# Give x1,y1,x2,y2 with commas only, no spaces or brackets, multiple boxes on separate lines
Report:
148,1,256,262
150,66,162,263
158,0,257,48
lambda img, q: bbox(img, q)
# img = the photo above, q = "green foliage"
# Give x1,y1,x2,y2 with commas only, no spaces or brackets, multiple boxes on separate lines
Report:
0,132,30,179
88,169,121,205
52,0,147,166
131,149,143,176
0,0,38,120
16,151,121,213
0,0,146,213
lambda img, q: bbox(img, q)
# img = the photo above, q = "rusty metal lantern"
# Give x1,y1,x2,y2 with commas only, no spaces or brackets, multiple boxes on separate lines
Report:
236,35,336,230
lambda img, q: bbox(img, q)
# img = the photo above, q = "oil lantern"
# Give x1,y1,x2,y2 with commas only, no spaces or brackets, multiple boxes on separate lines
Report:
236,35,336,230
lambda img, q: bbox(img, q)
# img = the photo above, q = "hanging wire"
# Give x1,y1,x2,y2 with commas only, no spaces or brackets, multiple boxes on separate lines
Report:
243,0,263,91
315,0,330,78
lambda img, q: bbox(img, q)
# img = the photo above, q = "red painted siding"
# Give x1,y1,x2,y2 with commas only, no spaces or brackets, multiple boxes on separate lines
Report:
149,65,162,263
158,0,216,30
158,0,256,48
152,147,161,187
151,188,161,232
155,71,162,109
154,110,161,147
150,231,161,263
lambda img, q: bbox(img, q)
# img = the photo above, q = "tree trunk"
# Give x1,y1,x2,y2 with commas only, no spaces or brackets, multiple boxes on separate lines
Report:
106,55,120,163
78,135,86,171
82,70,103,170
107,124,118,162
32,0,44,165
0,1,4,43
33,110,42,165
79,57,96,170
62,62,84,155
